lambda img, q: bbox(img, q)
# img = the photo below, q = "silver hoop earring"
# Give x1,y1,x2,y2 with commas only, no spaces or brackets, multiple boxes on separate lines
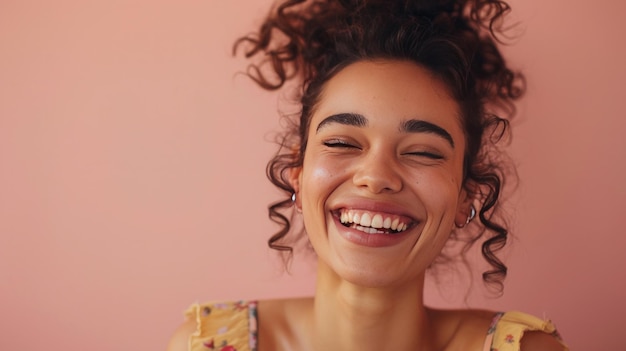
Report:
291,193,302,213
465,205,476,225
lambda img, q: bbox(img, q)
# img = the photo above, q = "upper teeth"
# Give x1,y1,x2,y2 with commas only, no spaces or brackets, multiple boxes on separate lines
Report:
340,210,409,232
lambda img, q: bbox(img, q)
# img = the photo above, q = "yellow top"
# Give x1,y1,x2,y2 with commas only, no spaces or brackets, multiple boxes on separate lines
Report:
184,301,258,351
483,311,569,351
184,301,568,351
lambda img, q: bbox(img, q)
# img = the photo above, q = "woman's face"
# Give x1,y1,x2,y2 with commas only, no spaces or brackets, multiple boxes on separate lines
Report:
293,59,471,288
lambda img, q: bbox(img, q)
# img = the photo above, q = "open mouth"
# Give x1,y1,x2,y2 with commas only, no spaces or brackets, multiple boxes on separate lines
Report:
333,209,415,234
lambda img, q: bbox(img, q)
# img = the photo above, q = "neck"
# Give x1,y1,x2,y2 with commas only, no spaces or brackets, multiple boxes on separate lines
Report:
309,262,435,351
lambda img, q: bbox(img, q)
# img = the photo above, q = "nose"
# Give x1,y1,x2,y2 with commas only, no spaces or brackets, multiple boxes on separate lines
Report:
352,149,403,194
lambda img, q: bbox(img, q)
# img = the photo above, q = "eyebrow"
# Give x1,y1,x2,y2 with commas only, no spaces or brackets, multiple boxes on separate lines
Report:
401,119,455,148
316,113,367,132
316,113,455,148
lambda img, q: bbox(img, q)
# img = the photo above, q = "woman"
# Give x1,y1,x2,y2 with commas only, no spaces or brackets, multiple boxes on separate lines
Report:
168,0,568,350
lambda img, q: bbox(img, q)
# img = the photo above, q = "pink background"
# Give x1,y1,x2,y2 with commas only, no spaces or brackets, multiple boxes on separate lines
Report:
1,0,624,349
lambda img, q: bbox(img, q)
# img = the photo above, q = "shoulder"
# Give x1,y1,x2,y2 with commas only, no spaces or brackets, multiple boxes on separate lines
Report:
427,309,568,351
427,308,495,351
166,317,196,351
256,297,314,350
520,331,568,351
256,296,314,331
258,296,313,321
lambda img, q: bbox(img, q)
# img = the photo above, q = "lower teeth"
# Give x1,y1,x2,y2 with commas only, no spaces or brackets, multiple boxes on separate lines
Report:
341,221,403,234
355,225,387,234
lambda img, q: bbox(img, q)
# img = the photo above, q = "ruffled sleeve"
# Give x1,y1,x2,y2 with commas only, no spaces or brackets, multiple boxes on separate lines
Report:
483,311,568,351
184,300,258,351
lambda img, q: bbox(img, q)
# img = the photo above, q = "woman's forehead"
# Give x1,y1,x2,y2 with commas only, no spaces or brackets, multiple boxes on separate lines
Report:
312,60,464,135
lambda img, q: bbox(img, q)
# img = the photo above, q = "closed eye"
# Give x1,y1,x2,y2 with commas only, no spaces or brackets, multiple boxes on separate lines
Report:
323,140,360,149
406,151,444,160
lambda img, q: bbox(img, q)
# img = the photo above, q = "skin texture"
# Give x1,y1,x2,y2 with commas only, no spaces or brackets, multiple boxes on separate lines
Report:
167,60,564,351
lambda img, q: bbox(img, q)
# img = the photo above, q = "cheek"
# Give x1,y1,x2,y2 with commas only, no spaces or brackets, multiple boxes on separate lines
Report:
310,166,334,182
301,156,344,194
418,171,462,212
300,156,349,233
300,162,339,244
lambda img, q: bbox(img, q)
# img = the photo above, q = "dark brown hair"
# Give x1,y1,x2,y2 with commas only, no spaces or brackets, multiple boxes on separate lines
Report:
234,0,525,291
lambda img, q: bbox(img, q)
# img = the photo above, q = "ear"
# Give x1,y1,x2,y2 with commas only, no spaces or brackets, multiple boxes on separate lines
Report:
454,181,477,228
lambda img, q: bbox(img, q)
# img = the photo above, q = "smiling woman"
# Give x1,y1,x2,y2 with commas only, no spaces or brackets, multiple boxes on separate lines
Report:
167,0,568,350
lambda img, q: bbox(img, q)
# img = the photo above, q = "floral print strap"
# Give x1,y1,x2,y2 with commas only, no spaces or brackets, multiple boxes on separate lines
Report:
184,300,258,351
483,312,505,351
483,311,568,351
247,301,258,350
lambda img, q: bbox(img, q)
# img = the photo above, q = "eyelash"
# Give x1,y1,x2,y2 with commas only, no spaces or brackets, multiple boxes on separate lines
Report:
323,140,359,149
405,151,444,160
324,140,443,160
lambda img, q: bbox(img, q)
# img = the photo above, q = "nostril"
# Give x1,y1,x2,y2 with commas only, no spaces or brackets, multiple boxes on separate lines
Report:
351,158,404,194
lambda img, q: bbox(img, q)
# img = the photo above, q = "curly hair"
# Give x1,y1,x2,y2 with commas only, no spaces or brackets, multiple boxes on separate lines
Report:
233,0,525,291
